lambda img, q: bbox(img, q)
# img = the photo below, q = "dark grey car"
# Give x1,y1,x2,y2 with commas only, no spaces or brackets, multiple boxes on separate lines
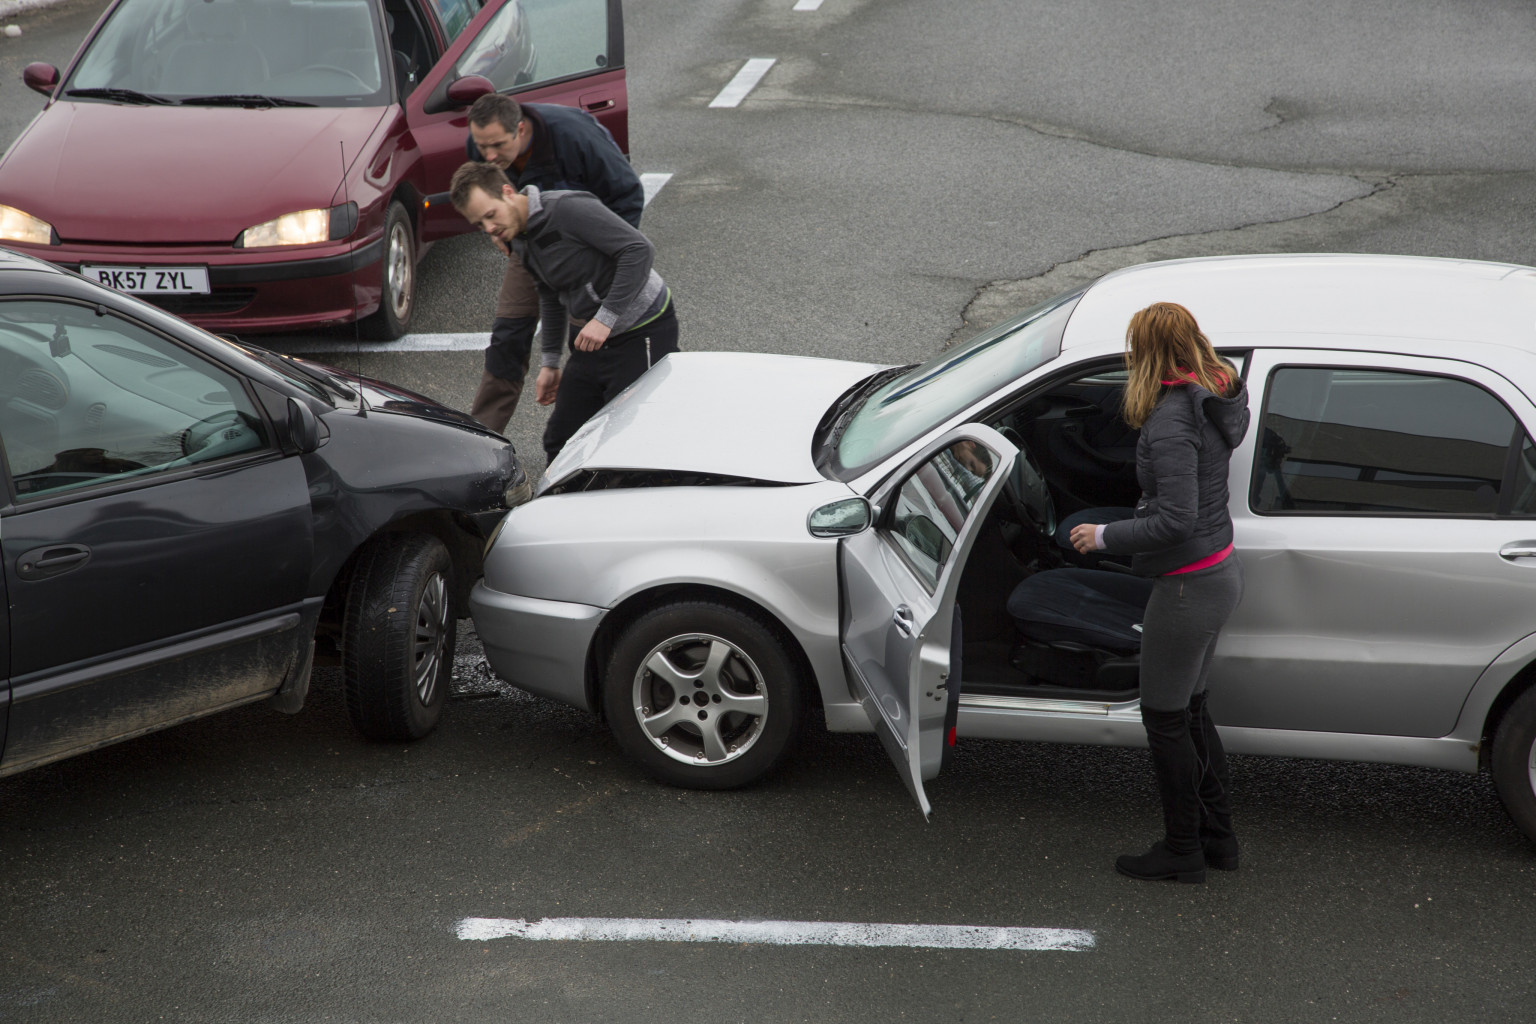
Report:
0,247,530,776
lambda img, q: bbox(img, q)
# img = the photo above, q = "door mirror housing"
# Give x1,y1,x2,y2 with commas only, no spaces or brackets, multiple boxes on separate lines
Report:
286,397,321,454
445,74,496,109
807,497,871,537
22,63,59,97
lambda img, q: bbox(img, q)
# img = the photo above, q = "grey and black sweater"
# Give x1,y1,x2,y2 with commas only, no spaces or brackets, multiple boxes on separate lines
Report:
1101,377,1251,577
511,186,667,368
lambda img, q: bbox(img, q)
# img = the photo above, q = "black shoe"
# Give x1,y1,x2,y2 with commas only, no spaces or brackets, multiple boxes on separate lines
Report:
1115,839,1206,883
1203,835,1240,871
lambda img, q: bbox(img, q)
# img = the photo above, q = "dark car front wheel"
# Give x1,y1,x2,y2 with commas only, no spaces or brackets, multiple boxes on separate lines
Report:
603,601,803,790
343,534,455,740
1491,685,1536,844
358,201,415,340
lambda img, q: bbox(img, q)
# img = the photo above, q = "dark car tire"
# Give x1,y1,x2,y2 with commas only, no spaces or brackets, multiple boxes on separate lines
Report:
1492,685,1536,843
603,601,803,790
343,534,455,741
358,201,416,341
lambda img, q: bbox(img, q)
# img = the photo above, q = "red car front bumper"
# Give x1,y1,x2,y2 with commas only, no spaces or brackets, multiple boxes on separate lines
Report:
6,233,386,335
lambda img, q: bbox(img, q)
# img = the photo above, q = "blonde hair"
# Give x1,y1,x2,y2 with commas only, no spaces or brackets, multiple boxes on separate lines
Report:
1120,302,1235,428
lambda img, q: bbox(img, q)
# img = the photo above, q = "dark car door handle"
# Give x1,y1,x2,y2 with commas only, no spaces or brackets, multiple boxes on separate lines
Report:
17,543,92,581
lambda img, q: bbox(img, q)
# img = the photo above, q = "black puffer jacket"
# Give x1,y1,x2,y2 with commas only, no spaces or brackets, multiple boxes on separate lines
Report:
1101,378,1250,576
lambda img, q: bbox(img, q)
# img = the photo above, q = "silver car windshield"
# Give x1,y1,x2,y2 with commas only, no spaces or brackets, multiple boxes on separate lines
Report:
67,0,389,106
832,291,1082,478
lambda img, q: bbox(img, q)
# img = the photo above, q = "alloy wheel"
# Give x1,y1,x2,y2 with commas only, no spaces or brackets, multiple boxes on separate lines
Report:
385,219,413,322
631,632,767,766
413,571,448,705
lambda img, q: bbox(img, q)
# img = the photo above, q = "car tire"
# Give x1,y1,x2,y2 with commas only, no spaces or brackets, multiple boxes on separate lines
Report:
1492,685,1536,843
358,201,415,340
603,601,803,790
343,534,455,740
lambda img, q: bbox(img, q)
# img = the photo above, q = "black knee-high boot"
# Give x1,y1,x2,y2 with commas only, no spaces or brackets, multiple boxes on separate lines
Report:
1188,690,1239,871
1116,705,1206,883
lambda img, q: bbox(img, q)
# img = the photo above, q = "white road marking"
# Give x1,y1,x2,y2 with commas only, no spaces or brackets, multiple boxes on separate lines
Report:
709,58,777,108
793,0,826,10
455,917,1096,951
640,172,673,206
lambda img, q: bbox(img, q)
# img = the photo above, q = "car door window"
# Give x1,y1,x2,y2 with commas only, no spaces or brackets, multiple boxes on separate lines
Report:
886,440,998,590
455,0,609,91
0,300,268,501
1252,366,1533,516
425,0,481,42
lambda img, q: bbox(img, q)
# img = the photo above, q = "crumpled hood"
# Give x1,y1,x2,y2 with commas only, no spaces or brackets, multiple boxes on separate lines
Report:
1188,377,1251,449
0,102,388,243
542,351,886,487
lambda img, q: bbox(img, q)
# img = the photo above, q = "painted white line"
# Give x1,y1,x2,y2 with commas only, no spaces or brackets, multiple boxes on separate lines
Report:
639,172,673,207
456,917,1096,951
792,0,825,10
709,58,776,109
263,333,486,354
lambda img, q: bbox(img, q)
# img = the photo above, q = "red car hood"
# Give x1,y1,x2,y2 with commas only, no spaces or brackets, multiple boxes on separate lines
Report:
0,102,389,244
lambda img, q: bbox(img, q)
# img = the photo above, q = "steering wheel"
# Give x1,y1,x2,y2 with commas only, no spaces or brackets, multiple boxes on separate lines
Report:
996,425,1056,539
302,65,373,89
181,409,251,459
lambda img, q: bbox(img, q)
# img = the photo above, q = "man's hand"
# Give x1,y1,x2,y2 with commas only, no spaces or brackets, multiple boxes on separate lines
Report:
573,320,612,352
490,235,510,257
536,367,561,405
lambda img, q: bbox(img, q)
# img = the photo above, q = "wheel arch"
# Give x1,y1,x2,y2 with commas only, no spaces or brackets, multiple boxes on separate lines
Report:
583,583,823,723
315,509,485,664
1480,658,1536,771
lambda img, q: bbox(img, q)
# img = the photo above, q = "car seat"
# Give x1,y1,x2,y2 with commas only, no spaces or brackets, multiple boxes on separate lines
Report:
1005,567,1152,691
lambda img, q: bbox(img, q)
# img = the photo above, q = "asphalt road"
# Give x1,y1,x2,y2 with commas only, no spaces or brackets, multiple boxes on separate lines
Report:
3,0,1536,1021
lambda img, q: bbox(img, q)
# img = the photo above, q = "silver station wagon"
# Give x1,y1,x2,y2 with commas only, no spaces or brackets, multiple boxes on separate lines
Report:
470,253,1536,843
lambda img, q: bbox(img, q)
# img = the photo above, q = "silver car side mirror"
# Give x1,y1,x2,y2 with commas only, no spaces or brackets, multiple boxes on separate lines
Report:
807,497,871,537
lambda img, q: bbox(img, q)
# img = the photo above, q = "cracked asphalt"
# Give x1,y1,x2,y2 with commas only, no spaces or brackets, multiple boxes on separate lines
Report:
3,0,1536,1020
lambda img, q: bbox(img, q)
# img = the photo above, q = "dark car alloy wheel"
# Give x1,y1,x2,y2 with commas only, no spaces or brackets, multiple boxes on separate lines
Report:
343,533,455,740
604,601,802,790
359,201,415,340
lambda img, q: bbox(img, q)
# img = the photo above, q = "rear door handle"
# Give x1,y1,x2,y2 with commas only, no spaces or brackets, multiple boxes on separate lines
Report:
17,543,92,581
892,605,915,637
1500,542,1536,561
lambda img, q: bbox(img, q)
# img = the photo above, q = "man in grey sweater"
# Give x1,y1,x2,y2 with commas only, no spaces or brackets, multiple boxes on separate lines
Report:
450,161,679,463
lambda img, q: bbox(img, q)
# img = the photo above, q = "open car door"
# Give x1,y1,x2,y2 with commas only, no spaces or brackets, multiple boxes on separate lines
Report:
840,424,1017,817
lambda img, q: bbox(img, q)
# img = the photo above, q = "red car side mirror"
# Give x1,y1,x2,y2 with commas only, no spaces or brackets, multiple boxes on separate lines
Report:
445,75,495,109
22,63,60,98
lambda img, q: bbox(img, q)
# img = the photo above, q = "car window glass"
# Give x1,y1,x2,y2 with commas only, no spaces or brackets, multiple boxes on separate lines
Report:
426,0,480,42
67,0,391,106
1252,367,1525,516
886,441,997,590
834,291,1079,479
456,0,608,91
0,300,268,501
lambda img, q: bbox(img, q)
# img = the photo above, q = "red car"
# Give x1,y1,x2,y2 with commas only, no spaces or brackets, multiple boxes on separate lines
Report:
0,0,628,338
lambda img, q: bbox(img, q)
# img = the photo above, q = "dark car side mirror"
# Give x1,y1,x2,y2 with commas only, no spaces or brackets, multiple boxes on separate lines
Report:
445,75,496,109
23,63,59,98
287,397,321,454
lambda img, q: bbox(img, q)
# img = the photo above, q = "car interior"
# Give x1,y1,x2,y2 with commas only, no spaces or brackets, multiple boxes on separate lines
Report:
0,301,267,500
945,354,1245,704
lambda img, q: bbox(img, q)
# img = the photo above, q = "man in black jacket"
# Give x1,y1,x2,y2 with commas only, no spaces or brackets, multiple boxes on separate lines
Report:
463,93,644,433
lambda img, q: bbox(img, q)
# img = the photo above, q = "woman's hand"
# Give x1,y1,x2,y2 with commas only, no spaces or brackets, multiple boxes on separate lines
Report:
1069,523,1103,555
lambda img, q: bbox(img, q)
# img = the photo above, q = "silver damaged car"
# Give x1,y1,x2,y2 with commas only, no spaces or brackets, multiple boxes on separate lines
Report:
470,253,1536,843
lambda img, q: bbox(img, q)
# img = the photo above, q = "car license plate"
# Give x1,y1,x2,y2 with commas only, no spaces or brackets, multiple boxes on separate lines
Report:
80,265,211,295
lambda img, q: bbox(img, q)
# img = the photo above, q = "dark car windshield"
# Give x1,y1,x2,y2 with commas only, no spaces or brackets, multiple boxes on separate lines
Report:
827,290,1083,479
66,0,390,107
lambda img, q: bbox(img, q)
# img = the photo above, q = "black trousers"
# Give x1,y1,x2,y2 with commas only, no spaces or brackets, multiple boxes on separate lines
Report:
543,302,679,462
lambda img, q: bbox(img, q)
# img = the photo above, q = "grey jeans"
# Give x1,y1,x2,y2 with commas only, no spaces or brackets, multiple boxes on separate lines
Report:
1138,554,1245,712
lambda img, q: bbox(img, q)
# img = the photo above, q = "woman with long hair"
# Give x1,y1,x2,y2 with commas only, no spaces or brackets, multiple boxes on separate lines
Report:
1069,301,1250,883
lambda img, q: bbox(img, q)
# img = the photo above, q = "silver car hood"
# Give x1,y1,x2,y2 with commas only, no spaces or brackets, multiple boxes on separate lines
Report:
540,351,886,488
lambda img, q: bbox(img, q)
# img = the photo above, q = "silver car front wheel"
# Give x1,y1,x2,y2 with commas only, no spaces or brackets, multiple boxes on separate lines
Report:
604,601,803,790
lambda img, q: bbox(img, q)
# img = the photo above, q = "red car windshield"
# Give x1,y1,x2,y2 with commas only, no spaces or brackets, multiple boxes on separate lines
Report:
67,0,391,107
